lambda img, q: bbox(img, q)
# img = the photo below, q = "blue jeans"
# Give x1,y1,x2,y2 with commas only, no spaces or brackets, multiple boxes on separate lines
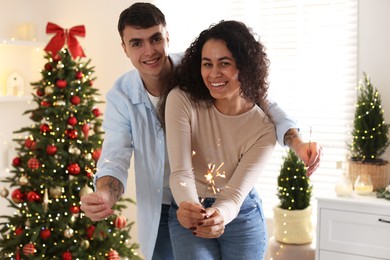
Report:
152,204,174,260
168,190,267,260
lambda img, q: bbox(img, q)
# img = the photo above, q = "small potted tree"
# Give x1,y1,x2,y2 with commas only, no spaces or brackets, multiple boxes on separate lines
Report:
348,72,390,191
273,149,313,244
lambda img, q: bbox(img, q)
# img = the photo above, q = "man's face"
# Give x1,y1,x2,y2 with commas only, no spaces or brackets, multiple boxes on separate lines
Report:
121,24,170,80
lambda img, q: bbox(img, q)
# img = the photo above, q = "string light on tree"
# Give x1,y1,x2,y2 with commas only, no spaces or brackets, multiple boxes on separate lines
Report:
350,72,390,162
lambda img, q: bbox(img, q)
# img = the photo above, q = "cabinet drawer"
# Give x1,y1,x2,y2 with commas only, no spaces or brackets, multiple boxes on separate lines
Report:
319,250,382,260
319,208,390,259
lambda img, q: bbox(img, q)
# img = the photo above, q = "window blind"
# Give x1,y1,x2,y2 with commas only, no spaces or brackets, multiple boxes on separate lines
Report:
155,0,358,217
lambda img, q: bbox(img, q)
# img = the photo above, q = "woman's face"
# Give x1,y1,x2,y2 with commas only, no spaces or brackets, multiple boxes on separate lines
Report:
200,39,241,102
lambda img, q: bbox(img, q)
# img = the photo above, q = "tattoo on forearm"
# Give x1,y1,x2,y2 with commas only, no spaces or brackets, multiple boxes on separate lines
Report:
102,176,124,202
284,130,300,147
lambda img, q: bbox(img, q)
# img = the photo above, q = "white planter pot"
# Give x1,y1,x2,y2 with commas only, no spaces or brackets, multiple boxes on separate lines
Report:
273,206,313,244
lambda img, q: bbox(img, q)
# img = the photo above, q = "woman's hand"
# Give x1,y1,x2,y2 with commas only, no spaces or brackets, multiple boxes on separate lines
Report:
177,202,225,238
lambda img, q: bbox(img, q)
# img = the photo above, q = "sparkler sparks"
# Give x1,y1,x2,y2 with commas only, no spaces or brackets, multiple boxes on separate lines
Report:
204,162,226,195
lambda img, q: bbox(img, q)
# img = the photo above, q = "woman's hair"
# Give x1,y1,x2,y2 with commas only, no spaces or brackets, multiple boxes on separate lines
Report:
158,20,270,128
118,2,166,40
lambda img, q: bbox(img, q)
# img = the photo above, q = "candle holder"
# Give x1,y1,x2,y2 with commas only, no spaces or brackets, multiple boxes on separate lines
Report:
354,173,374,195
335,173,353,197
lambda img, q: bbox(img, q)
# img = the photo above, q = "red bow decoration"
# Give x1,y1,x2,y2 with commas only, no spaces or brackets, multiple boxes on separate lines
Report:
44,22,86,59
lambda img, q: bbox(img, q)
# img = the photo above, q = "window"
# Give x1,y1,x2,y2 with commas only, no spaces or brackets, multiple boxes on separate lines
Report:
155,0,358,217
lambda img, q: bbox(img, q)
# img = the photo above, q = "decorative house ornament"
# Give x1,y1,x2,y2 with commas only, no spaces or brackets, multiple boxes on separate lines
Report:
6,72,24,96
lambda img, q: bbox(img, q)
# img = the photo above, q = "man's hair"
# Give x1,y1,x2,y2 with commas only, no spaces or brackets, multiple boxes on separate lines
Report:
118,2,166,39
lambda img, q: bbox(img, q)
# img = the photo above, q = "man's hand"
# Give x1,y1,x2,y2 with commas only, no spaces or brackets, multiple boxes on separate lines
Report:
284,128,322,176
177,201,225,238
80,176,123,221
80,191,114,221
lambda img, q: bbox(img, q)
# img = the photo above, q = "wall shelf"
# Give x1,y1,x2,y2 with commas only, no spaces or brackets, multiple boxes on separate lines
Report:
0,38,45,47
0,95,32,103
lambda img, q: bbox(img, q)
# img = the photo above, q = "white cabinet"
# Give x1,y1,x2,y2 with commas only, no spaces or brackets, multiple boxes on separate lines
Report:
316,195,390,260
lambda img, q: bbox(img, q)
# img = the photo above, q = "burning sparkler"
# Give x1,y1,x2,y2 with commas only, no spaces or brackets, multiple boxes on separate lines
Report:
200,162,226,204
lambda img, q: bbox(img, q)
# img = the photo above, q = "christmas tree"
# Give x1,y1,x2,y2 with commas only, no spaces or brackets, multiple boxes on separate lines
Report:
277,149,312,210
350,72,390,163
0,23,140,259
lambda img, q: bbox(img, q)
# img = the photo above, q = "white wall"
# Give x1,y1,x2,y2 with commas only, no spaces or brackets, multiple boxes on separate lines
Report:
1,0,390,258
358,0,390,163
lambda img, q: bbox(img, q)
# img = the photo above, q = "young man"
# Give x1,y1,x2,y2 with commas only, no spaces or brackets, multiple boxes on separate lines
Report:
80,3,322,260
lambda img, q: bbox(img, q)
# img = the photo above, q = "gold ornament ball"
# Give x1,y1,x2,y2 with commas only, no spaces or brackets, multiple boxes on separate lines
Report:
19,175,29,186
64,227,74,238
44,86,53,95
81,239,90,249
0,187,9,198
49,186,62,198
85,153,92,160
54,100,66,106
80,186,94,197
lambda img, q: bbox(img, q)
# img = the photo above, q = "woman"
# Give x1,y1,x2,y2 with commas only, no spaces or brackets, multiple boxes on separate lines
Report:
163,20,276,259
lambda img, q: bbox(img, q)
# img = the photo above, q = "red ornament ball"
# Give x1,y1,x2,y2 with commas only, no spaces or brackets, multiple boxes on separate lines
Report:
65,129,78,139
108,250,119,260
27,191,41,202
67,163,81,175
11,189,24,204
56,79,67,89
88,80,94,86
41,100,51,107
114,215,127,229
36,88,45,97
67,116,78,126
70,95,81,105
92,108,101,117
24,138,36,150
40,228,51,240
44,62,53,71
62,251,72,260
53,55,61,62
86,225,95,239
40,123,51,133
23,243,36,256
46,145,58,155
27,158,40,170
70,205,80,214
14,226,24,236
75,71,83,80
12,157,21,167
92,149,101,161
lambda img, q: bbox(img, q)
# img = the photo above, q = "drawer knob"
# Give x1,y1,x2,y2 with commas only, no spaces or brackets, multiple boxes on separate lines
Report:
378,218,390,224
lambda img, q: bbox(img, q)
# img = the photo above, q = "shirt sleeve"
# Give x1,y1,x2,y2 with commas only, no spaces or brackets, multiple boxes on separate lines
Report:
93,89,133,192
266,97,299,146
166,89,200,205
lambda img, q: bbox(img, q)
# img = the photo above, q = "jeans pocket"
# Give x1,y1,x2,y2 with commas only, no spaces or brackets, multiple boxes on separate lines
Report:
238,201,258,216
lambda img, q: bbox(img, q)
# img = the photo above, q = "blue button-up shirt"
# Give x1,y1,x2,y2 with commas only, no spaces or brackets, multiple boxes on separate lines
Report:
94,52,298,260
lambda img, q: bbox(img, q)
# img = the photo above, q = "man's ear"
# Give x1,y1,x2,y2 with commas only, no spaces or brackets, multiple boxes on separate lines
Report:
121,42,129,58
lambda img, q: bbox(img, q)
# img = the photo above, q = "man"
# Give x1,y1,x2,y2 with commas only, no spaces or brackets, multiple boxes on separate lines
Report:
80,3,322,260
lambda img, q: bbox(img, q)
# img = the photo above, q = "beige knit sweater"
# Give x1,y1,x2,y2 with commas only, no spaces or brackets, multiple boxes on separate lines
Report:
166,88,276,224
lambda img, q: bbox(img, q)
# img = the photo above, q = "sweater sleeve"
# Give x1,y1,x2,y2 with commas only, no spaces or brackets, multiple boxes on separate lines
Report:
212,121,276,225
166,89,200,205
